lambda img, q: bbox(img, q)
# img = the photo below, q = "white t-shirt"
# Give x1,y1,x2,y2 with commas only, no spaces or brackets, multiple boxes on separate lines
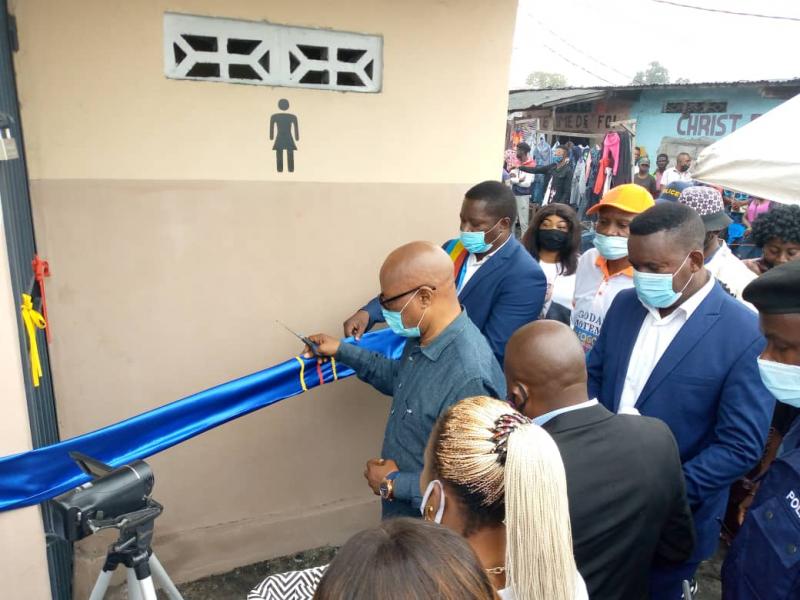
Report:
661,166,692,187
571,248,634,352
498,570,588,599
539,260,577,315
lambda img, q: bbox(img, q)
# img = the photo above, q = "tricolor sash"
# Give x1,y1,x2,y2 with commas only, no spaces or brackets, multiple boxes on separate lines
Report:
443,239,469,291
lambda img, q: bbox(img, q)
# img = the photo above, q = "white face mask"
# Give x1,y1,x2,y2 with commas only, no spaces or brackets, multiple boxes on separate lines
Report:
420,479,446,524
758,358,800,408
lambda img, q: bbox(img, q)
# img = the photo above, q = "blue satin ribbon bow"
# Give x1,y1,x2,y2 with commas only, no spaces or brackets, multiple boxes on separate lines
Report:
0,329,405,511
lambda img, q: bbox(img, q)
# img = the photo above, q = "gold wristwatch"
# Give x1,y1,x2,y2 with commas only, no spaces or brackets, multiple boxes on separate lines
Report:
379,471,398,501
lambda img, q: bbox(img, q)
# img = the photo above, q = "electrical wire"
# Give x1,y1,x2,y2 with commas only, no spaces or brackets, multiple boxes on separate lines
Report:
532,17,633,80
538,41,617,86
650,0,800,21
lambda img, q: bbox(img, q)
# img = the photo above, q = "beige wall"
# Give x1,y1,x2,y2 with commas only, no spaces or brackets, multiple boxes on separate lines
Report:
14,0,513,183
10,0,517,596
0,200,51,599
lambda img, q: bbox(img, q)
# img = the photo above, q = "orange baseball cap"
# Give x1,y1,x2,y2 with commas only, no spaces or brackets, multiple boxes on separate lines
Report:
587,183,655,216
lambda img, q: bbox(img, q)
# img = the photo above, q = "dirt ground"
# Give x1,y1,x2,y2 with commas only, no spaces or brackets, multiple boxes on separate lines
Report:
156,544,726,599
164,547,336,599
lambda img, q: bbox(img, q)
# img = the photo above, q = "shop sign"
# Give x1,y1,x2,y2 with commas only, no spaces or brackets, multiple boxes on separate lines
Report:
676,113,762,137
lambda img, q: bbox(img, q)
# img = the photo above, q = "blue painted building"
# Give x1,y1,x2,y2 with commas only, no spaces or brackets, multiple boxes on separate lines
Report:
630,83,796,162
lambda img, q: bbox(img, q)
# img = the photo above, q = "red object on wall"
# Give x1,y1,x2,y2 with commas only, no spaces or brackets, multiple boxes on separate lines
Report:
31,255,51,342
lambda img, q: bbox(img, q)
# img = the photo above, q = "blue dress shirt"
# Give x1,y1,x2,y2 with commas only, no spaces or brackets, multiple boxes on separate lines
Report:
336,310,505,517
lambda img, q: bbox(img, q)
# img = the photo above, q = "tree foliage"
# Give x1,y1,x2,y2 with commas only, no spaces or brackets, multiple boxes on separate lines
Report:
525,71,568,89
632,61,670,85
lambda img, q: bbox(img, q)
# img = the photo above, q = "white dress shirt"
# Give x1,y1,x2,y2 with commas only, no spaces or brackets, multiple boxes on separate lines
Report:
533,399,599,426
459,234,512,291
617,273,716,415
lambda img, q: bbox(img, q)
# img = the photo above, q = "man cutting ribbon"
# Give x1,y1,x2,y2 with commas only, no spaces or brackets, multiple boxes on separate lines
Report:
305,241,505,518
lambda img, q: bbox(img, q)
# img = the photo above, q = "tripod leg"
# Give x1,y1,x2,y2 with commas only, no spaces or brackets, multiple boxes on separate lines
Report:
88,570,114,600
127,568,143,600
138,575,158,600
149,553,185,600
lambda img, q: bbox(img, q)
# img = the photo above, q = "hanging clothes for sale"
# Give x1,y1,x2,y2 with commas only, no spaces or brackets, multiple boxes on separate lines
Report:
575,149,590,218
593,139,614,196
585,145,602,214
601,132,621,176
611,131,633,187
533,134,552,165
532,134,552,204
570,154,586,209
584,148,592,179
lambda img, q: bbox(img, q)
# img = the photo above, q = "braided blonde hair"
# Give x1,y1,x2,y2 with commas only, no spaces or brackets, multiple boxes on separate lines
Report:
431,396,576,600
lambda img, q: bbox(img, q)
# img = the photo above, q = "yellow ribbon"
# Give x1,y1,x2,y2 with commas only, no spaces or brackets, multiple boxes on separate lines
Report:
294,356,308,392
295,356,336,390
20,293,46,387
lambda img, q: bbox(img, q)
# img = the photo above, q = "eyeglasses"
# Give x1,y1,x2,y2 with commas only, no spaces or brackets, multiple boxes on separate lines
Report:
378,285,437,309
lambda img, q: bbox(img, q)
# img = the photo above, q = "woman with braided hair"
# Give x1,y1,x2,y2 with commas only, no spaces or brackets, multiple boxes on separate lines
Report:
421,396,587,600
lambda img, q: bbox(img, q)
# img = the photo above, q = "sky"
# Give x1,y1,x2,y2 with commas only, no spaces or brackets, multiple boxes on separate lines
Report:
509,0,800,89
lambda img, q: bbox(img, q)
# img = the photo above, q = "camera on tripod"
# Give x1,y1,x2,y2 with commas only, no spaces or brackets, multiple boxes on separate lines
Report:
48,452,183,600
50,452,157,542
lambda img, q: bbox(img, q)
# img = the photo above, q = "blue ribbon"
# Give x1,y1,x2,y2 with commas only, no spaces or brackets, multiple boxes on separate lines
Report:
0,329,405,511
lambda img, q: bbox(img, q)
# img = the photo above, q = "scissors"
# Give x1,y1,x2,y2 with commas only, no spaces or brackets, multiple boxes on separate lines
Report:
276,320,321,357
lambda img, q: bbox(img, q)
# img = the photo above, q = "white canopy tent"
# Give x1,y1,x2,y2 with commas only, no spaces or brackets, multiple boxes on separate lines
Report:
692,93,800,206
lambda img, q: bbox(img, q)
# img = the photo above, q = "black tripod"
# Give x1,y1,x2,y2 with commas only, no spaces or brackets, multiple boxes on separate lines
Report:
88,500,183,600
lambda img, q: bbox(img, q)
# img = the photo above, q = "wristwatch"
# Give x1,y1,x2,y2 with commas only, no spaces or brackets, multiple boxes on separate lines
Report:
379,471,399,501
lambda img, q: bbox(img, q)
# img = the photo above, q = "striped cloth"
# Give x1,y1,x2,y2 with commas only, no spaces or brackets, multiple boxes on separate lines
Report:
442,238,469,291
248,565,327,600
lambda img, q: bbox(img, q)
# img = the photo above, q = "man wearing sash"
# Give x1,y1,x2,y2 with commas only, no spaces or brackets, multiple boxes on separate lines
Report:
342,181,546,365
307,242,505,518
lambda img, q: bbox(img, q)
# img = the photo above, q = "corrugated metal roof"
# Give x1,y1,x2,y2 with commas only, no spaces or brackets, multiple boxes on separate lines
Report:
507,88,606,111
508,77,800,97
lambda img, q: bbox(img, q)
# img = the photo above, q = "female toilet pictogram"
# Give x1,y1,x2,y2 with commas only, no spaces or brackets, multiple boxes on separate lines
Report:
269,99,299,173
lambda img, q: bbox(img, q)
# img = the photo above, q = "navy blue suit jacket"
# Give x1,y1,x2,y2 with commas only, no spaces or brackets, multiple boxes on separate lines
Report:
587,283,775,562
364,237,546,365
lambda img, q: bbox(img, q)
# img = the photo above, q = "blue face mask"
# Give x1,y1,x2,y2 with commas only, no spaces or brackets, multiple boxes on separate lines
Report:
459,220,502,254
633,254,694,309
593,233,629,260
381,290,426,338
758,358,800,407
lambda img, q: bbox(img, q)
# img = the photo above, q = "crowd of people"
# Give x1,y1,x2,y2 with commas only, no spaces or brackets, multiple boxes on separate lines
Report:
247,170,799,599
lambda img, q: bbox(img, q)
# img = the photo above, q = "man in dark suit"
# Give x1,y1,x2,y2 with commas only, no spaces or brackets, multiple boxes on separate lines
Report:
587,203,775,599
342,181,546,365
505,320,695,600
